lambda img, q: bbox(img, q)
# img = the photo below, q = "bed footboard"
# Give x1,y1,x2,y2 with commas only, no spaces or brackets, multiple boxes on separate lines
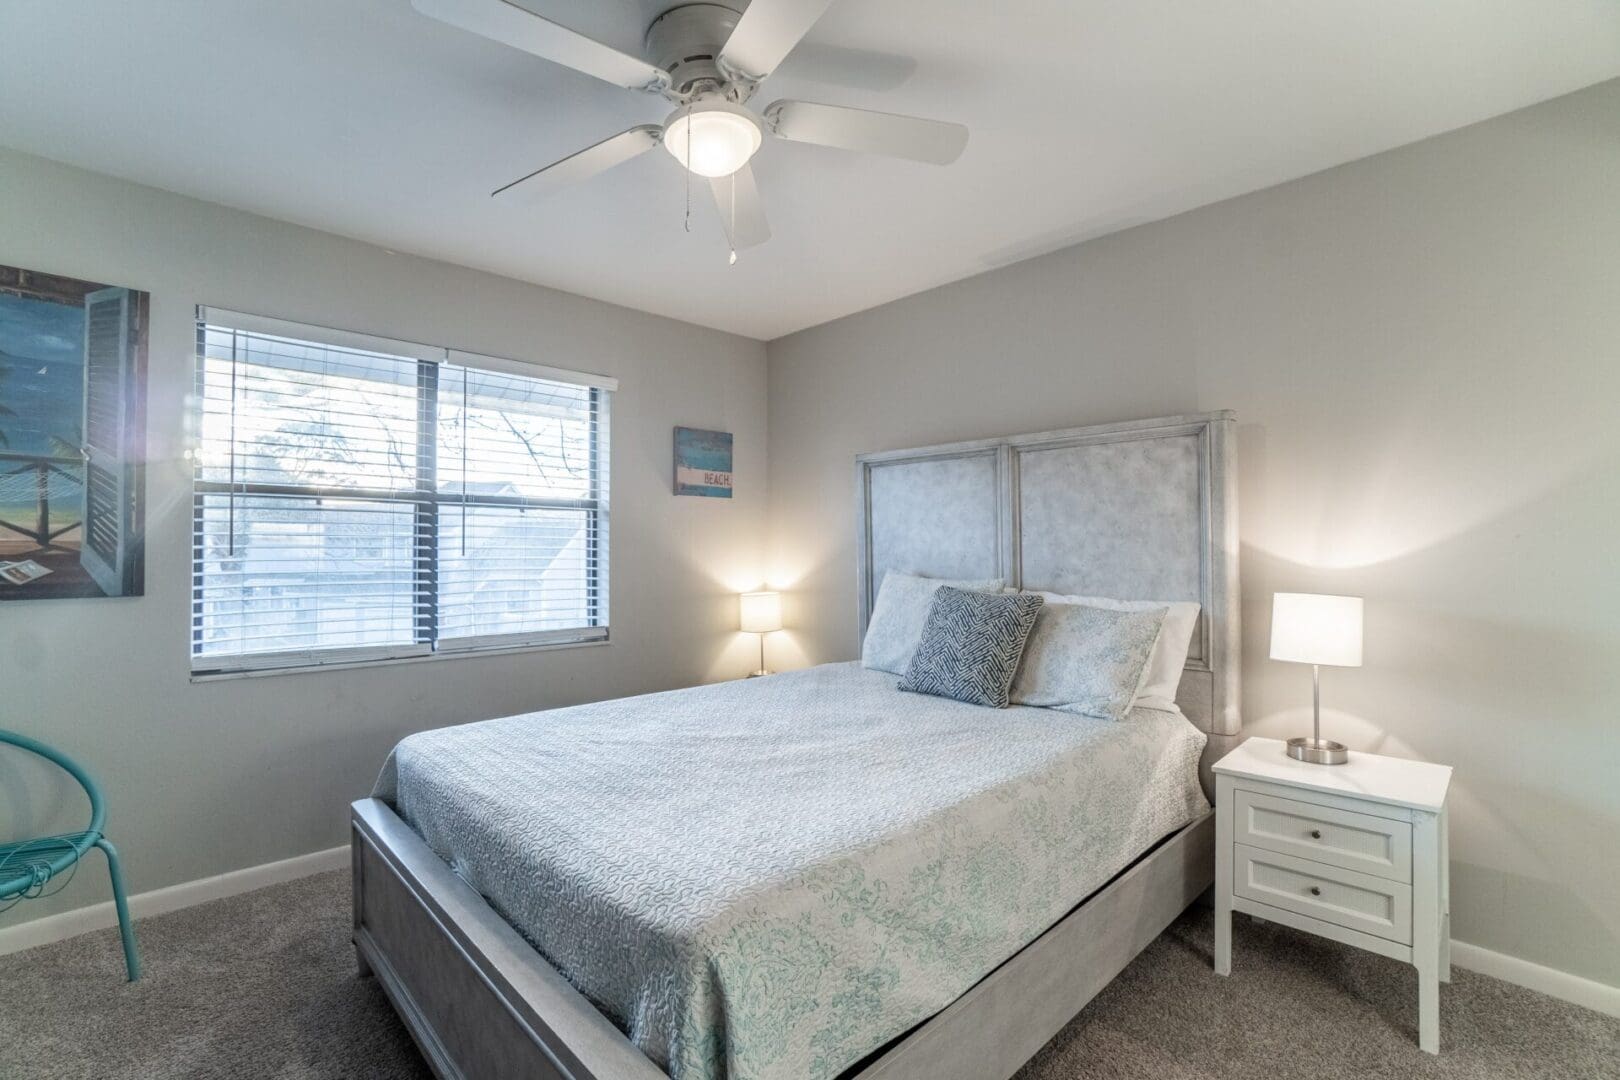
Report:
350,798,666,1080
354,798,1212,1080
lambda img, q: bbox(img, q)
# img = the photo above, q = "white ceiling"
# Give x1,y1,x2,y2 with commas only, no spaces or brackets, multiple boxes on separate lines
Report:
2,2,1617,340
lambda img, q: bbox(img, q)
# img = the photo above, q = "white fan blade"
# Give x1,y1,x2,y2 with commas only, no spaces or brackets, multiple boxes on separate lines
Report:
412,0,670,93
763,100,968,164
717,0,837,84
492,125,662,200
709,165,771,252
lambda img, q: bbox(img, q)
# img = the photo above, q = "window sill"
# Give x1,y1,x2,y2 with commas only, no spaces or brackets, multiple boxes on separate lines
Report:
189,634,611,683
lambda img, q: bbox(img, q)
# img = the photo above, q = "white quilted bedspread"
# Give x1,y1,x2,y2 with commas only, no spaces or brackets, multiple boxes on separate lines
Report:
374,662,1208,1080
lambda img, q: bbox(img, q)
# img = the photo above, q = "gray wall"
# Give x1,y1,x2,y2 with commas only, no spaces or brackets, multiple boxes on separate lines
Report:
0,148,768,923
767,81,1620,985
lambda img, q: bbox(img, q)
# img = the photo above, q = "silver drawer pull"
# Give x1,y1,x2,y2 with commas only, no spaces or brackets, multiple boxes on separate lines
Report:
1308,886,1322,896
1309,829,1322,840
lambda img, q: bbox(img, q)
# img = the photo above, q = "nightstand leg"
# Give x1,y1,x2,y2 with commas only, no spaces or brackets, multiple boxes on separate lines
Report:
1414,812,1442,1053
1439,801,1451,983
1213,775,1233,976
1418,963,1440,1054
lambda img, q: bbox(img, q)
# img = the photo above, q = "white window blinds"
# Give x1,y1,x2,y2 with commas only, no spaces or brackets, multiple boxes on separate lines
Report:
191,310,612,674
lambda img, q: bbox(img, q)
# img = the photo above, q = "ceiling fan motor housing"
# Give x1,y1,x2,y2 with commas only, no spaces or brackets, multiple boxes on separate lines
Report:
645,2,750,101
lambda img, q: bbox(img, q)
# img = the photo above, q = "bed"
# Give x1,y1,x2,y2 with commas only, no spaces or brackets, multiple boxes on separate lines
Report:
352,410,1241,1080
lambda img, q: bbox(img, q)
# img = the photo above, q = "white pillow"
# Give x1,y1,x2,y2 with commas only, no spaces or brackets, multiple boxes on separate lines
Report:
1024,591,1200,710
862,571,1006,674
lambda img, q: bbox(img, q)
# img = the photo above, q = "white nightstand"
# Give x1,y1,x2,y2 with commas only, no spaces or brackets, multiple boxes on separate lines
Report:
1212,737,1453,1053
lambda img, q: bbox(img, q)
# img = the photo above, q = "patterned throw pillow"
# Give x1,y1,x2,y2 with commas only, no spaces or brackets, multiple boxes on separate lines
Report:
1009,603,1167,721
860,571,1006,674
899,587,1044,708
1024,591,1199,710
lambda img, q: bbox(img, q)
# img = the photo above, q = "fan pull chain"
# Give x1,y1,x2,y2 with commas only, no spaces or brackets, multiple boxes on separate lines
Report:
683,105,692,234
728,175,738,265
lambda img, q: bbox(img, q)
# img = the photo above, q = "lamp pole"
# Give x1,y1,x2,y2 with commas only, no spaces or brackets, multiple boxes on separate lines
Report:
1313,663,1321,745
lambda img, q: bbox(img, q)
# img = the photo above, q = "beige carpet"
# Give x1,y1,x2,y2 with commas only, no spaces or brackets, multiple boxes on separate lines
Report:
1,869,1614,1079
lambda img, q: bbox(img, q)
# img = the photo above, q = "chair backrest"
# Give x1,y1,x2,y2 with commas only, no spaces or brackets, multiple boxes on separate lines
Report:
0,729,106,899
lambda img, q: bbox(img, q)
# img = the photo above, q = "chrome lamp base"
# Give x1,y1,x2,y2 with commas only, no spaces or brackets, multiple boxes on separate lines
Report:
746,633,772,678
1286,663,1349,764
1287,736,1348,765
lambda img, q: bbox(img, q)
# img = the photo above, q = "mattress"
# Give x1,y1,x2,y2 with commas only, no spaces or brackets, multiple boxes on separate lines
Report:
373,662,1209,1080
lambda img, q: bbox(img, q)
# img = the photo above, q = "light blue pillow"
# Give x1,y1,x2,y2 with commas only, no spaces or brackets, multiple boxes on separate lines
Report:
1009,602,1166,721
860,571,1005,674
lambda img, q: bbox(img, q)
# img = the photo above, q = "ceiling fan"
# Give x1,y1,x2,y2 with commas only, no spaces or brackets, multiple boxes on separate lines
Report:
411,0,969,258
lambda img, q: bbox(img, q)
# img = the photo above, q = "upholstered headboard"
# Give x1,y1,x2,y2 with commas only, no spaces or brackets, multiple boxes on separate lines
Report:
855,412,1240,738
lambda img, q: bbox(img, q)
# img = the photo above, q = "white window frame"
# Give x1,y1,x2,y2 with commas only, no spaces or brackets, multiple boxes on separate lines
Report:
190,307,615,678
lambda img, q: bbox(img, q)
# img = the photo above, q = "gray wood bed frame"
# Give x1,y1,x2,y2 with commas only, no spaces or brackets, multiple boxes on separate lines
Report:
352,410,1241,1080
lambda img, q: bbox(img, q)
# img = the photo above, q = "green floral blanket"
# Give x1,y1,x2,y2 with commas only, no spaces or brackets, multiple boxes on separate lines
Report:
375,662,1207,1080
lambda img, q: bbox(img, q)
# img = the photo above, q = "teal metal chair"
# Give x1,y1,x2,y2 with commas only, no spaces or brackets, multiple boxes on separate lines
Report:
0,729,140,981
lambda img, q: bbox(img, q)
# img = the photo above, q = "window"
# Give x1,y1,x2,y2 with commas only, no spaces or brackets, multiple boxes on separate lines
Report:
191,309,611,675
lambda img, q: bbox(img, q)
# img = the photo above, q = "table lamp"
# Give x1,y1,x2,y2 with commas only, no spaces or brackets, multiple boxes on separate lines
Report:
739,590,782,677
1270,592,1363,764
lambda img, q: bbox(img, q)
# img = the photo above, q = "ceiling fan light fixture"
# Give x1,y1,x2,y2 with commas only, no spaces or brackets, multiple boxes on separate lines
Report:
663,99,763,178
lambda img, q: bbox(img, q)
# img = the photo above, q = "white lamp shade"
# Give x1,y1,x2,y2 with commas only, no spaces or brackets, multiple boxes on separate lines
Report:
739,591,782,634
1269,592,1363,667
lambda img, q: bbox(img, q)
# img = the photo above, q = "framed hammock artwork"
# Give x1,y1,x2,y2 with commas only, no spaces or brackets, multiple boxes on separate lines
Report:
0,264,148,600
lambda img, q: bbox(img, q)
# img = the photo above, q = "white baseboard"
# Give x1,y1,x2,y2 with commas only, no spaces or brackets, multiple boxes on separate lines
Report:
0,845,348,958
1451,939,1620,1019
6,850,1616,1022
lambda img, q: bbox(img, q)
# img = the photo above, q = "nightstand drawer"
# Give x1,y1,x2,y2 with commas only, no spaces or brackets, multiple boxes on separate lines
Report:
1233,844,1412,943
1233,788,1412,882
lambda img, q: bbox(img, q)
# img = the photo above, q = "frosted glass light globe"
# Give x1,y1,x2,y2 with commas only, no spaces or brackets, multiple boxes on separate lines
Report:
663,101,762,178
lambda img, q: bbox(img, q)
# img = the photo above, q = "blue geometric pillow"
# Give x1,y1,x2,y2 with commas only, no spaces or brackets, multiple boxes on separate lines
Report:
898,587,1044,708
